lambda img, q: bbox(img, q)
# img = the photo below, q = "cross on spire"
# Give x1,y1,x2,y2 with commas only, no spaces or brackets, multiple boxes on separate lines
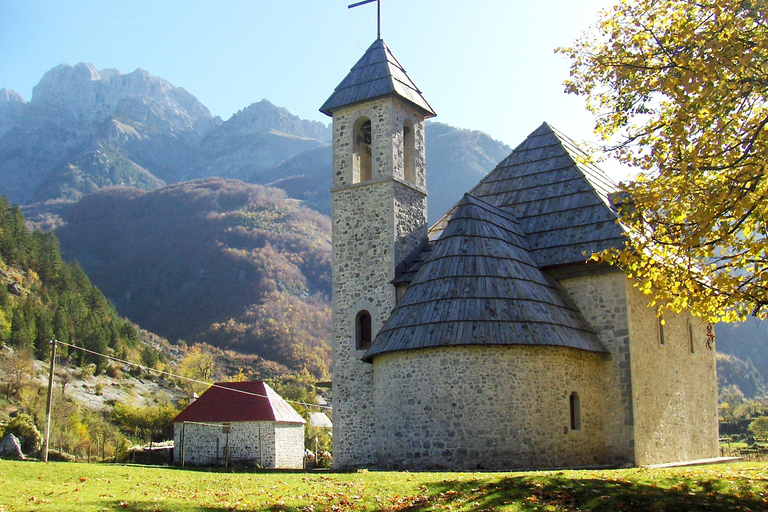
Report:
348,0,381,40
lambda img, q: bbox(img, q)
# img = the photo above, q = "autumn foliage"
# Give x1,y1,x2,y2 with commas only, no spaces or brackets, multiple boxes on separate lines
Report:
56,179,332,378
561,0,768,321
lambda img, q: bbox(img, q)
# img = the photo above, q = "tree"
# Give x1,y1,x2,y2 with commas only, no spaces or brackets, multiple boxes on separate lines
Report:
560,0,768,321
749,416,768,439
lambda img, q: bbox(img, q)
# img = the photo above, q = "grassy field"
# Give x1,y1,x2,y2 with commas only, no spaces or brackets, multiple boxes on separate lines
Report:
0,459,766,512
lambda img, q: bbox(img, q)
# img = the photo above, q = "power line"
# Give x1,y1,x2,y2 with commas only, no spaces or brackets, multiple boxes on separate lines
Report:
53,340,331,411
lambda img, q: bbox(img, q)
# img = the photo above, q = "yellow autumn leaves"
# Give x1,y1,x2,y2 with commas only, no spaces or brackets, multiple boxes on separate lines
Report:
561,0,768,322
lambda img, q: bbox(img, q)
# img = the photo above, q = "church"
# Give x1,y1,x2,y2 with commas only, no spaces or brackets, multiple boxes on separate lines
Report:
320,38,719,470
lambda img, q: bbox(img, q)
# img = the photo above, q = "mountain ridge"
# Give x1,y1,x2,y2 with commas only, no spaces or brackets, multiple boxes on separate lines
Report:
0,63,511,226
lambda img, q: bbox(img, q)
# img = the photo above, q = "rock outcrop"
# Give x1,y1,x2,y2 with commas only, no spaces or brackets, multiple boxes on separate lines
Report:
0,433,25,460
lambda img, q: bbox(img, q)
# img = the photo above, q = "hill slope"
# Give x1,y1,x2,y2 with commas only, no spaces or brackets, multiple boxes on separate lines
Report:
0,195,146,370
55,179,332,378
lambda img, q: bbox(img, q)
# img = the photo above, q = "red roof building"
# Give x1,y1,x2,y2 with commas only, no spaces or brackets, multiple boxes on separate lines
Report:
172,381,306,469
172,381,305,424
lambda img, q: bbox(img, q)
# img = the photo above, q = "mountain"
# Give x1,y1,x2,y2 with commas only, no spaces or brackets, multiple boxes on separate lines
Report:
716,352,766,399
55,179,332,379
0,89,25,139
425,122,512,223
0,64,221,204
1,64,513,226
716,319,768,390
191,100,330,182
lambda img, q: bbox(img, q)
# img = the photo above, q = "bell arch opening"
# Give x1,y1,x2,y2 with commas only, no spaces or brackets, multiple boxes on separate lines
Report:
353,117,373,183
403,119,416,183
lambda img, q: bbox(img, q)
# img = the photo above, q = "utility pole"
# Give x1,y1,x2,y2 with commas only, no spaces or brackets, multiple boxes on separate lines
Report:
42,339,57,463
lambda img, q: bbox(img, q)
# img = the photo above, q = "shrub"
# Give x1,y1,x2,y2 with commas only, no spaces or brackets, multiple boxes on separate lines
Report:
105,365,120,379
749,416,768,440
5,413,43,455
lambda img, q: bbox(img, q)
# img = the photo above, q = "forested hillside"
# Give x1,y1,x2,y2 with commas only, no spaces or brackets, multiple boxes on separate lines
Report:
56,179,332,379
0,195,143,371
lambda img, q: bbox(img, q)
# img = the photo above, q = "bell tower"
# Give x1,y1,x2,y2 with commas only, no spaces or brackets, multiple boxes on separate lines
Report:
320,39,435,468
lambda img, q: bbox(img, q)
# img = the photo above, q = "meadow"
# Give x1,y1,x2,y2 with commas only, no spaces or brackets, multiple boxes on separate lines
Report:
1,460,767,511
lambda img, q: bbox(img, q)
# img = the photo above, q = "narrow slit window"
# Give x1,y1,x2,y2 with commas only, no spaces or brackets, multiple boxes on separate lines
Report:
658,317,665,345
569,392,581,431
356,310,372,350
688,320,695,354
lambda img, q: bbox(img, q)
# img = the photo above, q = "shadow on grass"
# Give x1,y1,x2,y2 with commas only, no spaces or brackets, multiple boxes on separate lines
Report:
397,473,768,512
98,470,768,512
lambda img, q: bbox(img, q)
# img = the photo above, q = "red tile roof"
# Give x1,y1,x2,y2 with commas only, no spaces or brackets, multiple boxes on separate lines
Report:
172,381,305,424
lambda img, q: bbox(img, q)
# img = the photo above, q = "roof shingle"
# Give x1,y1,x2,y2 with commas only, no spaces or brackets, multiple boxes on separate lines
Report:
172,381,306,424
364,194,607,361
320,39,435,117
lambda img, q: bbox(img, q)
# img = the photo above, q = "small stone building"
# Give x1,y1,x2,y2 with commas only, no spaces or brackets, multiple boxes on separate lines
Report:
172,381,305,468
321,39,719,470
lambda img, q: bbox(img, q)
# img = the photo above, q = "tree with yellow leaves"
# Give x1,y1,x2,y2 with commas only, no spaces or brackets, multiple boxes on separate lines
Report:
561,0,768,322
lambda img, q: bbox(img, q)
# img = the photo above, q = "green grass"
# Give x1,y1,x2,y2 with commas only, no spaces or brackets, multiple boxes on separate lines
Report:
0,459,767,511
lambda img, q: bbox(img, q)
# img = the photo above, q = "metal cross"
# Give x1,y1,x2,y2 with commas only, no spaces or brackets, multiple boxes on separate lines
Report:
348,0,381,40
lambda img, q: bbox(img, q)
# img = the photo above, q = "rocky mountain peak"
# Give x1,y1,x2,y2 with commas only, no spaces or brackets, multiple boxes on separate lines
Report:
0,88,26,105
30,63,217,134
222,99,330,142
0,88,26,138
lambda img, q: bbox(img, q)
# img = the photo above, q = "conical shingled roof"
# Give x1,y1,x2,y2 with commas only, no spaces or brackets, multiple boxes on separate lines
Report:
429,122,626,268
172,381,306,424
320,39,436,117
363,195,606,362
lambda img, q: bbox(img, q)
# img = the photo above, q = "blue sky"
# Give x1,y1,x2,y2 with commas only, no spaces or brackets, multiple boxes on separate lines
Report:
0,0,624,176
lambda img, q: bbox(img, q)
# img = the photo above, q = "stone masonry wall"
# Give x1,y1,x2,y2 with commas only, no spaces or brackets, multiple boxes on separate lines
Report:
173,421,303,468
331,97,428,469
273,423,306,469
372,345,609,470
626,282,719,465
559,270,636,465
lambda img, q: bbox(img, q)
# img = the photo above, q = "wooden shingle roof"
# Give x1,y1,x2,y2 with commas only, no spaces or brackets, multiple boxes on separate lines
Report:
319,39,436,117
172,381,305,424
364,195,607,361
443,122,626,268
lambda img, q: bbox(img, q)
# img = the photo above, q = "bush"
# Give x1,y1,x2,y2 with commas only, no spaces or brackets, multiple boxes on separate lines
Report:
4,413,43,455
749,416,768,440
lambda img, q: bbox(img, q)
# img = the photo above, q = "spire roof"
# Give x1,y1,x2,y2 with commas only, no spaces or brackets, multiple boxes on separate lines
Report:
320,39,435,117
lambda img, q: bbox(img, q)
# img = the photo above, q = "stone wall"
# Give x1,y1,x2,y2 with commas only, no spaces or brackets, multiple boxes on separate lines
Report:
330,97,428,469
559,269,636,465
173,421,303,468
626,282,719,465
273,423,306,469
372,345,611,470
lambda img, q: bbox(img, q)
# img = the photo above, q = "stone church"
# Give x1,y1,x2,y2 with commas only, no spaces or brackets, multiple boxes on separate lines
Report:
320,39,719,470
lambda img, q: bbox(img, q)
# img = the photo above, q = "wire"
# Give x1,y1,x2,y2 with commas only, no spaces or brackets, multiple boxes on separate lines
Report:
349,10,364,52
53,340,331,411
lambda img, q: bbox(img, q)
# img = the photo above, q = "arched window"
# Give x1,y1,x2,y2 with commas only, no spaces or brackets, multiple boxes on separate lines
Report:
403,119,415,183
569,392,581,431
356,310,372,350
353,117,372,183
